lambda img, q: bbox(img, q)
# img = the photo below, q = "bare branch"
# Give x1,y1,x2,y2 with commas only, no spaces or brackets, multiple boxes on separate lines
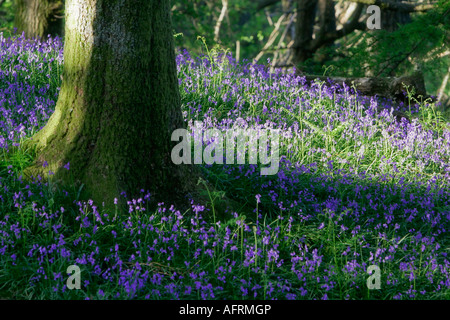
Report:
265,9,274,26
254,13,287,63
214,0,228,43
277,13,296,49
310,3,365,51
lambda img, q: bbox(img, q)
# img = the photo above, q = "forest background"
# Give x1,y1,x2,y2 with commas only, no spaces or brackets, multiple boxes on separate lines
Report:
1,0,449,108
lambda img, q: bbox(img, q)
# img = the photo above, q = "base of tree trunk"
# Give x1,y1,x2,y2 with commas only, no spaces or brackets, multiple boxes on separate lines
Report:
23,146,239,219
21,0,241,219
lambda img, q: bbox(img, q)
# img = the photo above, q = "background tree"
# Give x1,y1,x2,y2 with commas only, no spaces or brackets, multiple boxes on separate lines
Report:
14,0,64,38
0,0,447,107
252,0,446,80
24,0,199,209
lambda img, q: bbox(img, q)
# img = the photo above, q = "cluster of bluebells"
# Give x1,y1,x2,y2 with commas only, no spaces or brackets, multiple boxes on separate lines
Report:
1,170,449,299
0,36,449,300
0,32,63,150
177,49,450,178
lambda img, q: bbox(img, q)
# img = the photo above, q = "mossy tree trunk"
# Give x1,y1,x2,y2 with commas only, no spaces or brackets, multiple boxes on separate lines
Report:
14,0,64,38
292,0,317,65
25,0,200,210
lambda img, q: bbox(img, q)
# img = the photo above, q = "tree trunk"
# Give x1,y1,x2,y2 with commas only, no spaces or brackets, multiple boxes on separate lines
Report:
292,0,345,67
292,0,317,66
14,0,64,38
24,0,199,210
381,0,411,31
314,0,336,64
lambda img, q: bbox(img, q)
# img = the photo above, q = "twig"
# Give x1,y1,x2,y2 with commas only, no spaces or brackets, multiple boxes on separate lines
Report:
272,13,296,69
265,9,274,26
214,0,228,43
253,13,287,64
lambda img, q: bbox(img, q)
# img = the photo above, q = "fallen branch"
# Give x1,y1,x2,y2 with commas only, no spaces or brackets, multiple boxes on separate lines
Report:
299,71,429,101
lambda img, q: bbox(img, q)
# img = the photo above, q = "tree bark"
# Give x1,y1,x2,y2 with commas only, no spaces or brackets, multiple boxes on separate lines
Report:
14,0,64,38
292,0,318,65
292,0,365,67
380,0,411,32
24,0,200,210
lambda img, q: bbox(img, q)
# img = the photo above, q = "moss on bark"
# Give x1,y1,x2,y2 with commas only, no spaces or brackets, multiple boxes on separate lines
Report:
24,0,205,212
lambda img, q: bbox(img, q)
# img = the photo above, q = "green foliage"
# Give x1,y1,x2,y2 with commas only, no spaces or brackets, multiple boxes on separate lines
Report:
172,0,278,60
306,0,450,97
0,0,15,35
